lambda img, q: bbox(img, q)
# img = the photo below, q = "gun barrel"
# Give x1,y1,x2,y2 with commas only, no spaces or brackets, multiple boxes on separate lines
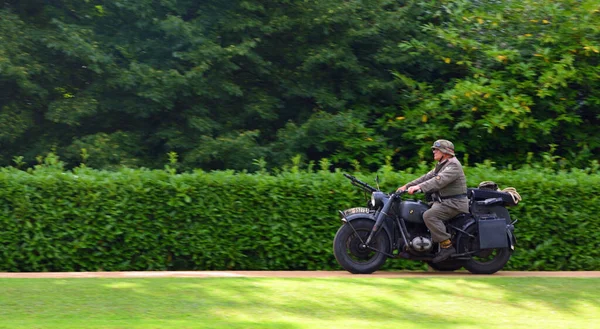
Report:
343,173,377,192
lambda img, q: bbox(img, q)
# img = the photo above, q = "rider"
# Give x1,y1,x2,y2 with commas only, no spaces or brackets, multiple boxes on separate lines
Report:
397,139,469,263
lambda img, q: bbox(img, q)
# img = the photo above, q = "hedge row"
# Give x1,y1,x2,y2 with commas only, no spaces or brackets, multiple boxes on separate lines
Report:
0,163,598,272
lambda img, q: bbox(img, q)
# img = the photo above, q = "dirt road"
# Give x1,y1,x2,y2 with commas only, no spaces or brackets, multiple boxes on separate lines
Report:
1,271,599,279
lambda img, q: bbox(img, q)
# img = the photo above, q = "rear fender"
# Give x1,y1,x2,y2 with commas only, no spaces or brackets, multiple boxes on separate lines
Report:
460,217,476,231
507,227,516,251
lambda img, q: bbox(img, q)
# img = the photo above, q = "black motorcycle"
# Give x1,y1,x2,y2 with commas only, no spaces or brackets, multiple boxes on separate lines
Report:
333,174,519,274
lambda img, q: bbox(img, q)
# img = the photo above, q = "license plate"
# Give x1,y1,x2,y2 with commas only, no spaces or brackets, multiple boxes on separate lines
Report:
341,207,371,217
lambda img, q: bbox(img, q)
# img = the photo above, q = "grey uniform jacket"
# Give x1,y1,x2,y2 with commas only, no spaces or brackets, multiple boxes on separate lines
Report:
406,157,469,213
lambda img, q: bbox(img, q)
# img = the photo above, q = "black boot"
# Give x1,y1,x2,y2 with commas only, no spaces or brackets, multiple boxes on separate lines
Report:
432,246,456,263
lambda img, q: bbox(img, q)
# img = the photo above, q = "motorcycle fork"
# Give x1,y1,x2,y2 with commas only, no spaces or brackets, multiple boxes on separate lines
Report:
361,195,400,257
365,194,397,246
340,209,397,258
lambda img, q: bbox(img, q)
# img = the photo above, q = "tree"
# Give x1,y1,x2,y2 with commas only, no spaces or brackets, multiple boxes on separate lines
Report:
0,0,597,172
392,0,600,167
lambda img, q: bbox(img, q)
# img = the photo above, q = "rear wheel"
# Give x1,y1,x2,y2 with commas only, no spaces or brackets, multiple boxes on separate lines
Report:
333,219,389,274
459,224,512,274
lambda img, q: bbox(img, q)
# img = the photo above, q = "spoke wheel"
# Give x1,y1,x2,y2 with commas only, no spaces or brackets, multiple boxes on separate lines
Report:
333,219,389,274
459,224,512,274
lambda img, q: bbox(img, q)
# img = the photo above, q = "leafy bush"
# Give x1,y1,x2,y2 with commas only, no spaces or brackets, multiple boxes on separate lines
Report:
0,162,598,272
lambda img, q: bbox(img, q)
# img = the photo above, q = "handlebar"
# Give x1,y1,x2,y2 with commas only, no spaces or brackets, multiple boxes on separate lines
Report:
393,190,407,197
395,188,421,195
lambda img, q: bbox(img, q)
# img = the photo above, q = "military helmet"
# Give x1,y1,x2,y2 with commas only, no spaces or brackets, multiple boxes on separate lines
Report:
478,181,499,190
431,139,455,156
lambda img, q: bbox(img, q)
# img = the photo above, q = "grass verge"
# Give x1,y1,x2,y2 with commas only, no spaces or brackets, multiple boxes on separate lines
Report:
0,277,598,328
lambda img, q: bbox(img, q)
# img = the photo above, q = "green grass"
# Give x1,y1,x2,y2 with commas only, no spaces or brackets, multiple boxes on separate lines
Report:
0,277,598,329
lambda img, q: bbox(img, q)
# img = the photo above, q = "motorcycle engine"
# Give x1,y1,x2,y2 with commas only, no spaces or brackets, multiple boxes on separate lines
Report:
410,236,433,252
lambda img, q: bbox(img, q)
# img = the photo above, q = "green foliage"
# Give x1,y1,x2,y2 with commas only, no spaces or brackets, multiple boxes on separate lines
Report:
0,0,598,172
0,161,598,272
62,132,147,169
271,111,392,171
393,0,600,166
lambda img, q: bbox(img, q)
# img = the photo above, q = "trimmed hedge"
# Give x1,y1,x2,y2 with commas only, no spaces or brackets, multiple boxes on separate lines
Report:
0,163,598,272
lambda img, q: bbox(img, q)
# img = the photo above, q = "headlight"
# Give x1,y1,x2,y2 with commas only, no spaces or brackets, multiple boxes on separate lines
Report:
370,192,385,209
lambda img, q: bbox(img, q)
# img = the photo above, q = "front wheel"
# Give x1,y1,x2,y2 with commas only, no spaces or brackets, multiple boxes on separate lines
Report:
333,219,389,274
459,224,512,274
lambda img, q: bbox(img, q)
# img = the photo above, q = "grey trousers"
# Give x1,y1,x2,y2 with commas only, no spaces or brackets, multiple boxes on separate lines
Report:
423,201,467,243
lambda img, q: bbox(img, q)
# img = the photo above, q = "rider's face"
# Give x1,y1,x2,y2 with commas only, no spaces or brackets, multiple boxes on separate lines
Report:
433,148,443,161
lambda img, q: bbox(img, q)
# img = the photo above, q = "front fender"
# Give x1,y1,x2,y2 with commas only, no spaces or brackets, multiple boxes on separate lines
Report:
339,209,393,250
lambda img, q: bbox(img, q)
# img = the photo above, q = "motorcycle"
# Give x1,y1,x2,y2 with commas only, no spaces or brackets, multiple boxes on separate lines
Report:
333,173,520,274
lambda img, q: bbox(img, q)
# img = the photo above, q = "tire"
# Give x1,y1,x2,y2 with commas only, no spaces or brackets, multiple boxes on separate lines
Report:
427,260,465,272
333,219,389,274
459,224,512,275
